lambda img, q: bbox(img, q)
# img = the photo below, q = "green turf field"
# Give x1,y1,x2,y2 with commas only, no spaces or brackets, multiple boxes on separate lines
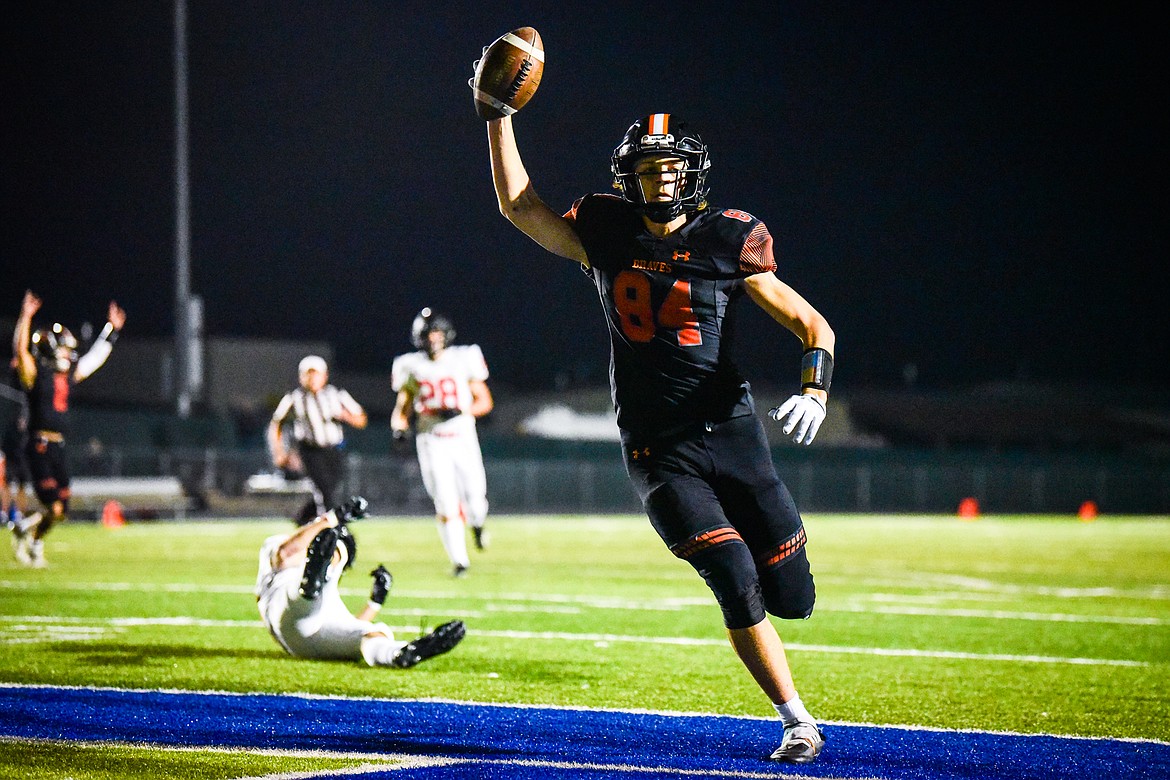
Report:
1,512,1168,777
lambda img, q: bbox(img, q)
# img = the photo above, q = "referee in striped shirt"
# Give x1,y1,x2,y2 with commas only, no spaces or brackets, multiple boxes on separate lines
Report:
268,356,368,525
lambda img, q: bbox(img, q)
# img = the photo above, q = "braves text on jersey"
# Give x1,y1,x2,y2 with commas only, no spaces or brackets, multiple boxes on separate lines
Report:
566,194,777,438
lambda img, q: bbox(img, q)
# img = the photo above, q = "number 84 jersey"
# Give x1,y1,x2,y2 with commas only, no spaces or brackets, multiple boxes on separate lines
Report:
391,345,489,434
566,194,778,438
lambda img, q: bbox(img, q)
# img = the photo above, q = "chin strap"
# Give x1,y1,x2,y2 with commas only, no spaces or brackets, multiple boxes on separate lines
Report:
639,202,683,223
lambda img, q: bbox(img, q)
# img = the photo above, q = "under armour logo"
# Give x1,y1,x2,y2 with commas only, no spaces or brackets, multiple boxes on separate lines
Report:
671,249,691,262
631,447,651,460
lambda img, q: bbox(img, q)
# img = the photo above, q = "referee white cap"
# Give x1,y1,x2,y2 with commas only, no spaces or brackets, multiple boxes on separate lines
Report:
298,355,328,376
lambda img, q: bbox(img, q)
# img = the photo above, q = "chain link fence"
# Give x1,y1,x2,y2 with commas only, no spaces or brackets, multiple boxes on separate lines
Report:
62,446,1170,518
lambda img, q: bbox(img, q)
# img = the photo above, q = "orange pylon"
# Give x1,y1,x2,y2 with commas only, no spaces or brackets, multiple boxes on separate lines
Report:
101,500,126,529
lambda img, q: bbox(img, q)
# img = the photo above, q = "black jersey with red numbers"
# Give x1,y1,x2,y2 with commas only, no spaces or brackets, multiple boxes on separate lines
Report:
565,194,778,438
25,370,74,436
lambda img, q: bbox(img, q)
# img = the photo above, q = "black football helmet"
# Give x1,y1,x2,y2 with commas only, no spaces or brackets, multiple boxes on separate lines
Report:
611,113,711,223
411,307,456,352
30,323,79,372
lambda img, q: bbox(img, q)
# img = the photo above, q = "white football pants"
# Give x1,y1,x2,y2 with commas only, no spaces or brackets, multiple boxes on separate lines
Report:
415,428,488,569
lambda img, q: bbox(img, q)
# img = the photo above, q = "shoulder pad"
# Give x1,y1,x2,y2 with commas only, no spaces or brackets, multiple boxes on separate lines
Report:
566,193,630,221
717,208,758,224
571,193,641,235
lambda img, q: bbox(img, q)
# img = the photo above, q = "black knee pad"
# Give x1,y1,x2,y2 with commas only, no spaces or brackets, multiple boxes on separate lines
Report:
760,547,816,620
688,540,767,630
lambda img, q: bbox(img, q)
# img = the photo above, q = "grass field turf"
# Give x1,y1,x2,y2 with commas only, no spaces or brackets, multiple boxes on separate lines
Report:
1,512,1168,778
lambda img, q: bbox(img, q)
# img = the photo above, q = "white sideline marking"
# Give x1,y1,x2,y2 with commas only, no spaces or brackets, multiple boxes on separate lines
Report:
0,735,855,779
0,615,1148,666
243,758,845,779
386,756,836,778
0,736,452,775
236,770,402,779
4,682,1169,749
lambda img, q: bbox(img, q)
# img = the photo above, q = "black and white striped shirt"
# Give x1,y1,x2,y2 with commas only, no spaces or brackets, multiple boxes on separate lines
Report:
271,386,362,448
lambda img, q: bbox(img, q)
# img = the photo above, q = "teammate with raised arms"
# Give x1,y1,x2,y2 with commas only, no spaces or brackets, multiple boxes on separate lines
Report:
10,290,126,567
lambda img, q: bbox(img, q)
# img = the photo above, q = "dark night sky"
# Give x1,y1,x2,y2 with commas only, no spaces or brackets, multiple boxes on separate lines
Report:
3,3,1165,394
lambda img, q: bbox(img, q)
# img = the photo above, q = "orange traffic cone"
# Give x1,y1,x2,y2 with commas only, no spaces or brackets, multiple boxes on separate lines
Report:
1078,500,1098,522
958,497,980,520
101,500,126,529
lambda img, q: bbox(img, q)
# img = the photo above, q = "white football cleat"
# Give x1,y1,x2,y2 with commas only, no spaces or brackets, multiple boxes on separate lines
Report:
13,536,33,566
28,539,47,568
769,721,825,764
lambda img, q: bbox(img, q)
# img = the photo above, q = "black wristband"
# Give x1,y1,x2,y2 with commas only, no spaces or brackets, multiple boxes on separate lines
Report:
800,348,833,393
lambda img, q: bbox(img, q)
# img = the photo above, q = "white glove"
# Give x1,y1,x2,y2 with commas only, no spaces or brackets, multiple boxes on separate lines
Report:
769,394,826,446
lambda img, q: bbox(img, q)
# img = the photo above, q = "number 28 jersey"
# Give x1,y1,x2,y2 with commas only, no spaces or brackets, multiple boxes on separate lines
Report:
565,194,778,438
391,345,489,435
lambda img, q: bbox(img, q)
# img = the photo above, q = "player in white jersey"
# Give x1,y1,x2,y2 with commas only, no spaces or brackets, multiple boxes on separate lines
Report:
255,495,466,666
391,309,493,577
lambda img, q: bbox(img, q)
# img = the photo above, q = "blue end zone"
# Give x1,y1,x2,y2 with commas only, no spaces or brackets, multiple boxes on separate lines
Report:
1,685,1167,779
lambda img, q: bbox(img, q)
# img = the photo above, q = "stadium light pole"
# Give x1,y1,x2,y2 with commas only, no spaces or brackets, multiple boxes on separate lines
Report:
174,0,193,417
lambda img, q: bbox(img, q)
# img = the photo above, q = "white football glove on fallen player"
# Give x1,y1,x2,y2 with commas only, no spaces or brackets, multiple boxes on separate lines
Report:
769,394,826,446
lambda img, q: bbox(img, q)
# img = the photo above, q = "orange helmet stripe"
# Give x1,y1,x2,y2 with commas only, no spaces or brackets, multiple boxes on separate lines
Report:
648,113,670,135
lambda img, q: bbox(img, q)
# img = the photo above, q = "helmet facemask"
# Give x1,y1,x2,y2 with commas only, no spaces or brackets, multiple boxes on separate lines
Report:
611,114,710,223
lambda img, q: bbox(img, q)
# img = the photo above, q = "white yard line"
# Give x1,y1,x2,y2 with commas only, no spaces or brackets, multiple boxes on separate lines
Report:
3,578,1165,625
831,603,1168,625
819,573,1170,600
0,615,1148,666
0,580,704,611
469,628,1149,667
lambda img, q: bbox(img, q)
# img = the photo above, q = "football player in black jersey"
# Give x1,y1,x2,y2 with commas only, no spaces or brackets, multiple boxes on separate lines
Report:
485,111,835,764
2,362,31,531
11,290,126,567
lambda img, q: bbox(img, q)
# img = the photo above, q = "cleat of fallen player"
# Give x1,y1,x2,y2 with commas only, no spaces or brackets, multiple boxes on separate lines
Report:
391,620,467,668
